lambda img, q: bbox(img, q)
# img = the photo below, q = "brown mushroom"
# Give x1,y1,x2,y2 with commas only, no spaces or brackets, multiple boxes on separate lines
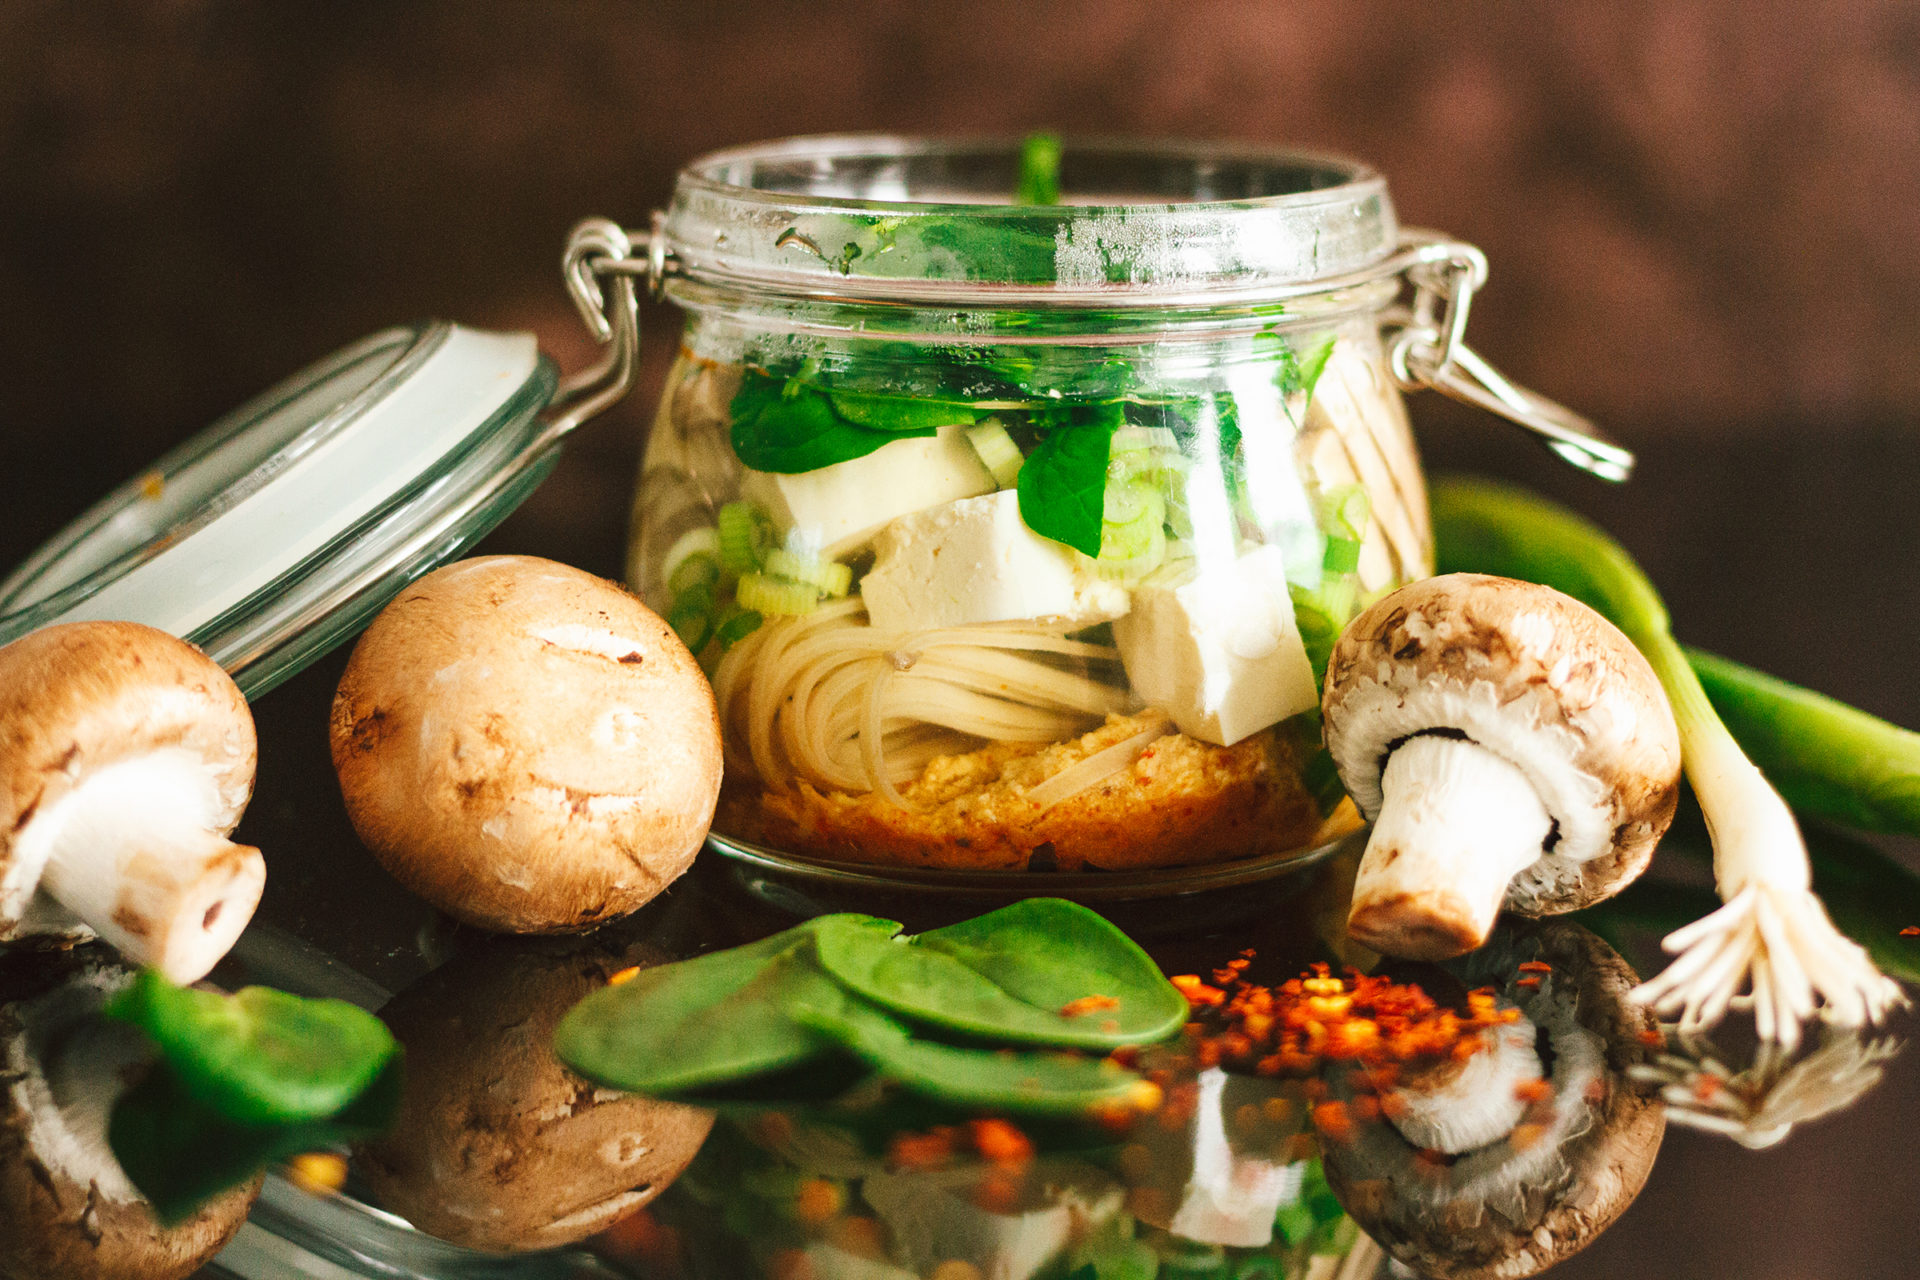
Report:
0,622,264,983
353,931,714,1252
1319,918,1666,1280
0,947,259,1280
1321,574,1682,960
329,556,723,934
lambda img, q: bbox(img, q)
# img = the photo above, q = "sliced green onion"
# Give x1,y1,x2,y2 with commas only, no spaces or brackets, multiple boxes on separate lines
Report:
764,547,853,598
1110,426,1180,455
714,606,765,650
738,572,821,616
1102,482,1166,527
667,551,720,597
666,581,716,653
717,501,773,576
1321,484,1371,542
1321,536,1363,576
966,419,1026,487
660,526,721,592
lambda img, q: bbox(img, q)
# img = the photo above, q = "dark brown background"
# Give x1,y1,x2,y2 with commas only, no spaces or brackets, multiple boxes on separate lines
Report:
3,3,1918,1277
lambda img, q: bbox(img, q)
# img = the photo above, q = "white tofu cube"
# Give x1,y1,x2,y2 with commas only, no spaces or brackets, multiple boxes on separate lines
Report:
1114,545,1316,746
860,491,1130,633
739,424,994,560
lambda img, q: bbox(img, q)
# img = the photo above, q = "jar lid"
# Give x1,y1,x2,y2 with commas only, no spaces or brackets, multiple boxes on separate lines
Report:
663,135,1397,307
0,321,560,698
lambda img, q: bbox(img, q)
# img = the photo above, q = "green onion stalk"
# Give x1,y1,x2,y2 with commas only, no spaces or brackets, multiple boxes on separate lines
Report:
1432,478,1905,1049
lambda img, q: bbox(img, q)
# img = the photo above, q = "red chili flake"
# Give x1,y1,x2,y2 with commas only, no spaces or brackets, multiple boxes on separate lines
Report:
1517,961,1554,973
1637,1028,1666,1047
969,1119,1034,1167
752,1112,796,1149
793,1178,845,1226
1170,974,1227,1006
1214,1031,1254,1061
1900,927,1920,937
887,1130,958,1170
1212,956,1254,985
1059,994,1121,1018
1311,1100,1354,1143
1515,976,1543,989
826,1217,887,1261
1513,1079,1553,1104
1693,1075,1724,1101
596,1206,685,1265
768,1248,816,1280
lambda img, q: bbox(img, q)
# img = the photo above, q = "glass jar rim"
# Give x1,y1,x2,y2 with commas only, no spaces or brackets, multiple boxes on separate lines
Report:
662,134,1399,307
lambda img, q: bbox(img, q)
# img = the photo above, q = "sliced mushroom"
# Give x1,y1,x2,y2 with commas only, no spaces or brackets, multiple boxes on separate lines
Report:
1321,574,1682,959
354,931,714,1252
1319,918,1666,1280
329,556,723,934
0,947,259,1280
0,622,265,983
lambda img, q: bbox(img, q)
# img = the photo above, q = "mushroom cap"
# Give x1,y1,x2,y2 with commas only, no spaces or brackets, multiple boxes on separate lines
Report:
1321,573,1682,916
1320,919,1666,1280
329,556,723,934
0,622,256,933
354,932,714,1252
0,947,259,1280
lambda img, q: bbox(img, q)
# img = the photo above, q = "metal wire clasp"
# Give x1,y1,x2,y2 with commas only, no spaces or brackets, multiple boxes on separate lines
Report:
543,214,670,440
1381,231,1635,481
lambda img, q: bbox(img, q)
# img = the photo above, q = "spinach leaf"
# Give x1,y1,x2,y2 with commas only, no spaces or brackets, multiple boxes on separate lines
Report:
105,970,398,1127
895,217,1063,283
1294,333,1337,399
1016,404,1123,555
1016,132,1063,206
788,989,1142,1116
828,388,979,433
729,372,927,474
780,213,1061,284
110,1055,401,1224
1266,329,1337,402
553,918,902,1094
813,901,1185,1049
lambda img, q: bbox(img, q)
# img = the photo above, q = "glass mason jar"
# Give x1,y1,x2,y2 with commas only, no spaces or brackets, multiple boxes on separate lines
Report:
572,136,1628,882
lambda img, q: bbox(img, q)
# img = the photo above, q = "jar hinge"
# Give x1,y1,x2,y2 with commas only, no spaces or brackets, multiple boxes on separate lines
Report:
1383,232,1635,482
543,215,675,441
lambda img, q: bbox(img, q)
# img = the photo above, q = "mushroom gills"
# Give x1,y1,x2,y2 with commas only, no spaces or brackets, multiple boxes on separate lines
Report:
1348,735,1552,960
1388,1015,1543,1155
11,749,265,984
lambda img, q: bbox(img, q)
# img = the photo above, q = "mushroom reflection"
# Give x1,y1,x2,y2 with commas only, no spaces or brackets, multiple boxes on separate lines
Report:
354,932,714,1252
1315,918,1665,1280
0,946,258,1280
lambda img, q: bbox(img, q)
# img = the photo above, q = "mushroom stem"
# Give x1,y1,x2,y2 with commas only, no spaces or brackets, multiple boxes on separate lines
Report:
1629,649,1906,1049
1389,1017,1542,1154
23,751,264,984
1348,736,1551,960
